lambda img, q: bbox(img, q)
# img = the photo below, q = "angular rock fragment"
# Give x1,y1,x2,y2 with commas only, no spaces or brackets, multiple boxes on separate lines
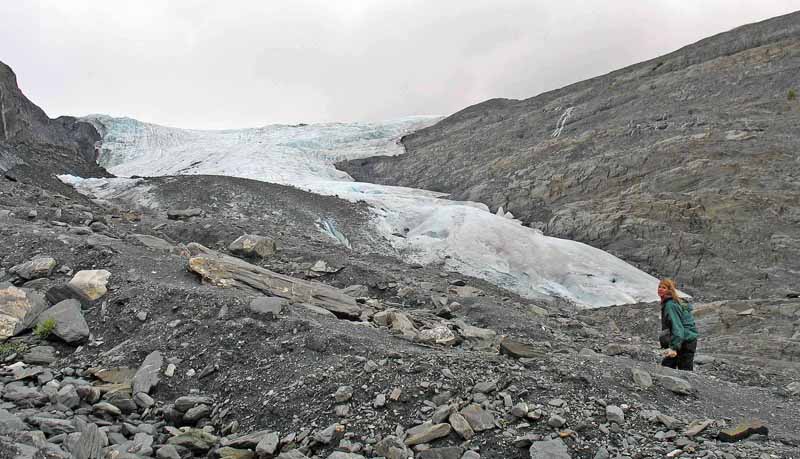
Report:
68,270,111,300
631,368,653,389
375,435,413,459
500,338,545,359
10,256,57,280
132,351,163,395
460,404,495,432
529,439,570,459
404,421,451,446
718,419,768,442
35,299,90,343
229,234,277,259
0,286,48,340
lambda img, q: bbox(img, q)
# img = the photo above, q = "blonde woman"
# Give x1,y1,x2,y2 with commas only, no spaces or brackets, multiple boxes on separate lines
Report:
657,279,699,371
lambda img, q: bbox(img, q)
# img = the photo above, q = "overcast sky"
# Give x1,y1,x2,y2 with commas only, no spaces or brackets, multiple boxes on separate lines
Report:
2,1,798,129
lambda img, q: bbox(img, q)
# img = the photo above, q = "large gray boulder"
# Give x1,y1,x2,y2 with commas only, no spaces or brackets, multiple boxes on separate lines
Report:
229,234,277,259
529,439,570,459
35,299,90,343
0,286,48,340
10,256,57,280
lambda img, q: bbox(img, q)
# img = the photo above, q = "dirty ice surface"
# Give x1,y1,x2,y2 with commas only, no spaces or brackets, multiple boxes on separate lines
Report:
63,115,660,307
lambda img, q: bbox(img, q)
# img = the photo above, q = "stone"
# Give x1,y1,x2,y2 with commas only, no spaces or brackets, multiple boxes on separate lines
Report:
548,414,567,428
373,393,386,408
218,447,255,459
684,419,713,437
511,402,529,418
500,338,545,359
631,368,653,389
130,234,176,252
175,395,214,412
10,256,57,280
593,447,610,459
73,422,104,459
0,408,26,434
93,401,122,417
718,419,768,442
45,284,90,306
23,345,57,365
55,384,80,409
453,319,496,349
250,296,288,317
32,417,76,435
156,445,182,459
417,447,464,459
335,385,353,403
183,404,211,424
375,435,413,459
229,234,277,259
134,392,155,408
658,375,692,395
326,453,365,459
167,208,203,220
255,431,279,458
460,404,495,432
404,421,451,446
223,429,273,449
448,412,475,440
35,299,90,343
277,451,310,459
473,380,497,393
786,381,800,395
167,428,219,452
529,439,570,459
132,350,163,395
657,414,682,429
461,452,480,459
606,405,624,424
313,423,343,444
0,286,48,340
68,270,111,300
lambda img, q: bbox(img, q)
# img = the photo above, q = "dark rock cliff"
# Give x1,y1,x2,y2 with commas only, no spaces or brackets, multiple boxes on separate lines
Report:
0,60,108,179
339,11,800,300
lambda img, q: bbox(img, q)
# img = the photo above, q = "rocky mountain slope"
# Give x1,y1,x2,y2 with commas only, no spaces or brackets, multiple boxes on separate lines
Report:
339,10,800,302
1,23,799,459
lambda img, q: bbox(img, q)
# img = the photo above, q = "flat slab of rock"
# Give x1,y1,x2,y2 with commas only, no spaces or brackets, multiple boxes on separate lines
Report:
460,404,495,432
131,234,176,252
132,351,163,395
167,208,202,220
718,419,768,442
499,338,545,359
10,256,57,280
0,408,26,434
631,368,653,389
68,270,111,300
657,375,692,395
187,243,360,319
0,286,48,340
404,421,451,446
36,299,90,343
416,447,464,459
453,320,496,349
23,345,57,365
529,439,570,459
249,297,288,317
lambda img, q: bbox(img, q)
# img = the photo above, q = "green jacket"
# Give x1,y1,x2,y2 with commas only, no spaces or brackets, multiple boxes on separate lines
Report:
662,299,699,350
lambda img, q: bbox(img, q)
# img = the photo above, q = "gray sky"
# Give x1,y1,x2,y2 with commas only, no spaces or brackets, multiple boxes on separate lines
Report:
3,1,798,129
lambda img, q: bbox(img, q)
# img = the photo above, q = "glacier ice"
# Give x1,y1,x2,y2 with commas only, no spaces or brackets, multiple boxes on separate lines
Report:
65,115,661,308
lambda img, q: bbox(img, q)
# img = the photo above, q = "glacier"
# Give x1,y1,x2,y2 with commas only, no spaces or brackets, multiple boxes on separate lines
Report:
62,115,661,308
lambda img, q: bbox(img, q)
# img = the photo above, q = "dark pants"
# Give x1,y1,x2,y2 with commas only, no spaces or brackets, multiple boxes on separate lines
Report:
661,340,697,371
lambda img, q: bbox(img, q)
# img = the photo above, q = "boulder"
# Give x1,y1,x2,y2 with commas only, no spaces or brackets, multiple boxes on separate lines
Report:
718,419,768,442
499,338,545,359
68,270,111,300
249,296,288,317
657,375,693,395
0,286,48,340
375,435,413,459
0,408,26,434
460,404,495,432
23,345,57,365
10,256,57,280
132,351,163,395
35,299,90,343
454,320,496,349
529,439,570,459
631,368,653,389
404,421,451,446
229,234,277,259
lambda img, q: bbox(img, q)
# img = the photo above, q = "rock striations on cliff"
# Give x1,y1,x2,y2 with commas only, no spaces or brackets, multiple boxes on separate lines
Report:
339,11,800,301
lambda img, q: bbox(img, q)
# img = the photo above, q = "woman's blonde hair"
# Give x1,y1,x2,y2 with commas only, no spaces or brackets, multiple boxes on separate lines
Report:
658,278,686,304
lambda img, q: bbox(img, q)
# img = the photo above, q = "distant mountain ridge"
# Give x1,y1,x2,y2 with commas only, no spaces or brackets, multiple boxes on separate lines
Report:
339,10,800,300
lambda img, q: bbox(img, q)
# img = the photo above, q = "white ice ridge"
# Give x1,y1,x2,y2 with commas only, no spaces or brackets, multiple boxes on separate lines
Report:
70,115,660,308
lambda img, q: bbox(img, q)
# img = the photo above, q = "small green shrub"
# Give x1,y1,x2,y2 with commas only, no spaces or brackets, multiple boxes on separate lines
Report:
789,89,797,101
34,318,57,339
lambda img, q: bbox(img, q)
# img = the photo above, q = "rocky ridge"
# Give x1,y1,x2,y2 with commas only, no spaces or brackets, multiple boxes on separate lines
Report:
338,10,800,302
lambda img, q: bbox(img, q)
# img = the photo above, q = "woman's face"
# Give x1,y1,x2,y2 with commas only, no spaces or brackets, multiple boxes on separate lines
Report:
657,284,668,299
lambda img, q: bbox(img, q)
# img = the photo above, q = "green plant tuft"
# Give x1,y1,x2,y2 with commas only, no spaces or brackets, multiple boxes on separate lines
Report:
789,89,797,101
34,318,57,339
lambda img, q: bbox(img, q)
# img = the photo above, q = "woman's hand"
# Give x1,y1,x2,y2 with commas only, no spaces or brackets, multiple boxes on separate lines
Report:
663,349,678,358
